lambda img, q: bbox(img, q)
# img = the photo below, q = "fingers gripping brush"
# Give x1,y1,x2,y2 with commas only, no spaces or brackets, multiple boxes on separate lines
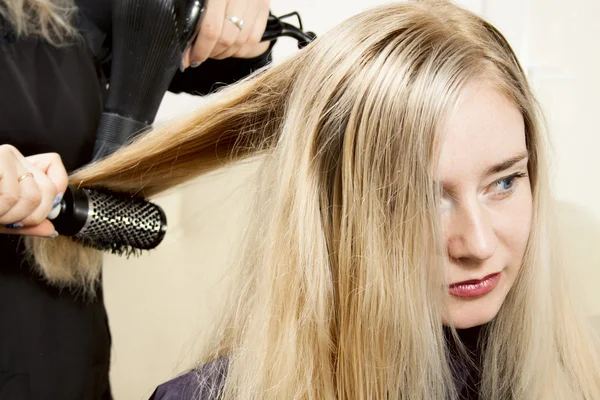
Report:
48,186,167,255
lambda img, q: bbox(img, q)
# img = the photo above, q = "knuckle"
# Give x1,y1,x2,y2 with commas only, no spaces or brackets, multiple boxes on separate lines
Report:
219,37,235,48
244,39,260,51
1,193,19,209
25,192,42,208
246,36,260,47
48,152,62,163
232,50,246,58
23,212,41,227
0,144,15,156
55,181,68,194
201,25,221,42
39,178,58,197
22,213,44,226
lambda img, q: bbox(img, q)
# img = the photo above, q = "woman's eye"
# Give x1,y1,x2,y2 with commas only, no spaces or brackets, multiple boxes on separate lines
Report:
489,172,527,198
495,176,516,191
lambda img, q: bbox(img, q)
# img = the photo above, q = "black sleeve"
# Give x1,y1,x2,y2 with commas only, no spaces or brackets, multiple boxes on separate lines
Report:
74,0,112,66
168,41,276,96
76,0,112,34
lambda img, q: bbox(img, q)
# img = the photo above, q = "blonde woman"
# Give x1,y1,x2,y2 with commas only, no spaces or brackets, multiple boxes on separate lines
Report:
0,0,273,398
19,0,600,399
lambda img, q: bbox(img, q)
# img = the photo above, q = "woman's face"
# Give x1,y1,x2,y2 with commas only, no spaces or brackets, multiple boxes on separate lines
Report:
438,81,532,329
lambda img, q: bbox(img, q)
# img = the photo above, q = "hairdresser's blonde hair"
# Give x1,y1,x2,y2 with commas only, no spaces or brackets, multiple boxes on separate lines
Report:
28,1,600,398
0,0,77,45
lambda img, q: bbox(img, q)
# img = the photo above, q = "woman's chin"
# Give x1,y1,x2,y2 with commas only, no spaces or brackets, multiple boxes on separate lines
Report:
449,315,492,329
443,296,505,329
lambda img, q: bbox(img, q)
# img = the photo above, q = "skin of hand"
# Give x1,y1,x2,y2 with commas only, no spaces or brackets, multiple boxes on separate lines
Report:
182,0,272,68
0,145,68,238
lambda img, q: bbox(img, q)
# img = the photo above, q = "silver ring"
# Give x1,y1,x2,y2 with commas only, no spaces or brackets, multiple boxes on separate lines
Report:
226,16,244,31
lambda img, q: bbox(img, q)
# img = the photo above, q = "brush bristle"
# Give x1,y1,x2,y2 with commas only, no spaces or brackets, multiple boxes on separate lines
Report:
73,189,167,253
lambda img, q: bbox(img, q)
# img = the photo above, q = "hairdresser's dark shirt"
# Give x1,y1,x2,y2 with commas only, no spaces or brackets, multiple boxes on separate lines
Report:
149,327,483,400
0,3,273,399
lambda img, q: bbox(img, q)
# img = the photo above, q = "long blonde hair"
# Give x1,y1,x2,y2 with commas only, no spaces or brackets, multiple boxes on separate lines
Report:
27,1,600,398
0,0,77,45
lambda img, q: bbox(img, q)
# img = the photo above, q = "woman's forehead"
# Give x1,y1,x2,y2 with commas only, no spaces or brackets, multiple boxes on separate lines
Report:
436,81,526,184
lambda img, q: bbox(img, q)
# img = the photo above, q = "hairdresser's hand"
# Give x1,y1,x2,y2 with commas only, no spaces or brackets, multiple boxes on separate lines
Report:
182,0,272,68
0,145,68,238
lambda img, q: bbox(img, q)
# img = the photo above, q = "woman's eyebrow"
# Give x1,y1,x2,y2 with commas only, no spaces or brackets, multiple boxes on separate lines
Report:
484,151,529,176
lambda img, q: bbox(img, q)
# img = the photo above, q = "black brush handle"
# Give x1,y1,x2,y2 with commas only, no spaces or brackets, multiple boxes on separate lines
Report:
50,186,167,252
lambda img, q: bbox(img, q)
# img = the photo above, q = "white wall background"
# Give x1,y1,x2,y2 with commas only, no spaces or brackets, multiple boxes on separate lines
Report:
103,1,600,398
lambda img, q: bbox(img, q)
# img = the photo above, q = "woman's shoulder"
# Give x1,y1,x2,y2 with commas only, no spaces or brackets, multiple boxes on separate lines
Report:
149,358,229,400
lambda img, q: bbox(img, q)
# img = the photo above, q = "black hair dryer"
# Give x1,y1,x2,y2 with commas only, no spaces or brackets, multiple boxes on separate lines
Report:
91,0,315,162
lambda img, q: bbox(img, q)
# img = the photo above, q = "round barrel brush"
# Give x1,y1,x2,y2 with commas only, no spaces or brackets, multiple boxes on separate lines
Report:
49,186,167,255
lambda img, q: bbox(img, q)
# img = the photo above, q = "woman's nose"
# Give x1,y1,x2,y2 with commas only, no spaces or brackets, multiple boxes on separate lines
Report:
446,199,497,262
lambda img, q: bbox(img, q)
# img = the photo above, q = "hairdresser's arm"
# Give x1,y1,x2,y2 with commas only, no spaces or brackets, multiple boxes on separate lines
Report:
75,0,111,33
0,146,68,237
74,0,111,63
168,41,274,95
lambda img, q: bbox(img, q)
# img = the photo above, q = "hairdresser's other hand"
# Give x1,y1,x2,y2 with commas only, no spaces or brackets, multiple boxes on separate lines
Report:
182,0,271,68
0,145,68,237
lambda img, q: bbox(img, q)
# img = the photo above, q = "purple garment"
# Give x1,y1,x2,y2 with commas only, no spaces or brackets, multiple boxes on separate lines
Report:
151,326,483,399
149,358,228,400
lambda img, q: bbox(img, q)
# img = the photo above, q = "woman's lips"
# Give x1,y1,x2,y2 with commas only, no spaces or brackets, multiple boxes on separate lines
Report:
448,272,502,298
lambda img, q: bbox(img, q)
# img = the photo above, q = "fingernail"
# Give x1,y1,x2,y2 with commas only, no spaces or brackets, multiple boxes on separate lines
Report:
52,193,63,208
190,62,201,68
46,231,59,239
47,203,61,220
5,222,24,229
